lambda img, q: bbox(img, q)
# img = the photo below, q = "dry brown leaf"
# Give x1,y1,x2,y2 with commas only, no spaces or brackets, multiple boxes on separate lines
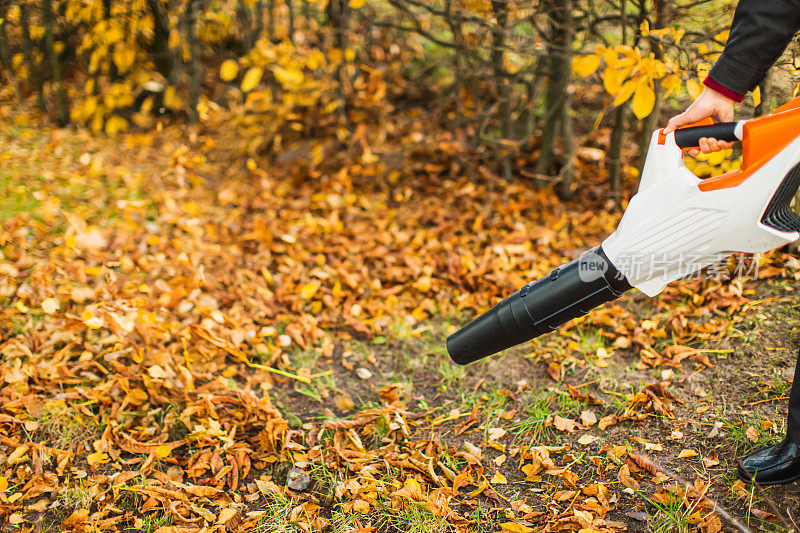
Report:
553,415,576,433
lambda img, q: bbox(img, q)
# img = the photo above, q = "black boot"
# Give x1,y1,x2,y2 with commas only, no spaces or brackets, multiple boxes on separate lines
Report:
738,348,800,485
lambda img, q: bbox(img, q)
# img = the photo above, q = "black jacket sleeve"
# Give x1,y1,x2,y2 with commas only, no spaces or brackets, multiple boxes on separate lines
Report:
708,0,800,96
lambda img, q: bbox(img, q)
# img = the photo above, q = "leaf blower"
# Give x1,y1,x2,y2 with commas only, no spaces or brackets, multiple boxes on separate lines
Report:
448,98,800,365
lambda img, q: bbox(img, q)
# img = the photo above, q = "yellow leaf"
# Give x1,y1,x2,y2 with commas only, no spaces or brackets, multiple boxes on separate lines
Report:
241,67,263,93
217,508,238,524
613,79,637,107
41,298,59,314
500,523,535,533
404,477,422,493
491,472,507,484
104,115,128,136
349,0,366,7
82,312,104,329
273,65,304,89
413,276,432,292
678,448,698,458
705,148,731,166
686,79,703,100
155,445,172,459
0,477,7,492
602,67,622,95
163,86,183,110
639,19,650,36
112,46,135,74
660,74,681,98
87,451,109,466
714,29,730,42
220,59,239,81
753,85,761,107
299,281,319,300
572,54,601,77
631,84,655,119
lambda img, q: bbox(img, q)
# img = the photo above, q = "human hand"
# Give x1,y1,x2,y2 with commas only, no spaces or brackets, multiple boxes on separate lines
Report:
663,87,736,157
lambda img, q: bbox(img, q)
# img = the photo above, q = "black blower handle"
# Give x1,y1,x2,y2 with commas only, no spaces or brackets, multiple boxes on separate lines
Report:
673,121,743,149
446,247,631,366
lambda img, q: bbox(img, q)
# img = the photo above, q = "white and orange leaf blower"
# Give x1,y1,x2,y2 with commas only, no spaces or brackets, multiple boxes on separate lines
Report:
447,99,800,365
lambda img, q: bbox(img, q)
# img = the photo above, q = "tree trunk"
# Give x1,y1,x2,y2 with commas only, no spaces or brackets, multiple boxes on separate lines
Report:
185,0,202,123
303,0,312,28
268,0,275,41
237,0,253,49
250,0,264,47
43,0,68,126
20,2,46,111
147,0,175,83
103,0,119,81
520,58,545,150
607,0,628,204
559,89,575,200
490,0,512,180
327,0,350,130
287,0,295,41
533,0,574,186
0,0,23,102
445,0,465,136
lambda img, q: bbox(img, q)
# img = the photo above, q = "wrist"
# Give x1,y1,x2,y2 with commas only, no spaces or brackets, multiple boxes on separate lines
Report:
702,76,743,103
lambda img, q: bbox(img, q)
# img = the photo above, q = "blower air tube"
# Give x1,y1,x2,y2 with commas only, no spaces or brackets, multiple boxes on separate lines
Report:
447,246,631,365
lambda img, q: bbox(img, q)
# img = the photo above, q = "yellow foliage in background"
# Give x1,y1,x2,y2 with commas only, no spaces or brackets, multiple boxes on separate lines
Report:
572,21,729,119
684,148,743,178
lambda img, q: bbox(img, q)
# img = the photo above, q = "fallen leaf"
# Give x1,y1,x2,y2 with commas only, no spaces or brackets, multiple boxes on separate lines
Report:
617,463,639,490
677,449,698,459
491,472,507,484
41,297,59,314
553,415,576,433
334,394,354,410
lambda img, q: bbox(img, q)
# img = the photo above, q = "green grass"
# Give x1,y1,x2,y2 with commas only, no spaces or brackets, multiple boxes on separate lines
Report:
646,493,693,533
725,417,782,458
0,181,41,221
378,503,454,533
58,478,92,512
514,392,554,444
255,492,300,533
134,511,173,533
464,505,502,533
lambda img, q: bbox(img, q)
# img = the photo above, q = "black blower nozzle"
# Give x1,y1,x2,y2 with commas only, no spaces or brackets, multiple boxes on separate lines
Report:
447,247,631,365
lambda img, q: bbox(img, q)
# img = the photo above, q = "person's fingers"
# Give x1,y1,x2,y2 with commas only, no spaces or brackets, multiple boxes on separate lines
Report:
663,111,694,134
718,140,735,150
688,148,700,157
699,137,711,154
706,137,720,152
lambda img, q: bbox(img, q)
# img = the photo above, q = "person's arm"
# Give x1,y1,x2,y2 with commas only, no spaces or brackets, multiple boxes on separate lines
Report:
664,0,800,155
705,0,800,102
